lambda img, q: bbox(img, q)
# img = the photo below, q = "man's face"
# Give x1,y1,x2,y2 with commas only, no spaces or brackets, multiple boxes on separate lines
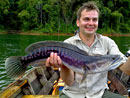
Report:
77,9,99,35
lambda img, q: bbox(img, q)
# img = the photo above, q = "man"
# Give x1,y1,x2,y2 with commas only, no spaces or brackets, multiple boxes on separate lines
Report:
46,1,130,98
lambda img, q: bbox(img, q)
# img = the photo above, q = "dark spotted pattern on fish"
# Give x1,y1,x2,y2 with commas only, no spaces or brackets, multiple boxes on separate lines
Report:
21,47,86,69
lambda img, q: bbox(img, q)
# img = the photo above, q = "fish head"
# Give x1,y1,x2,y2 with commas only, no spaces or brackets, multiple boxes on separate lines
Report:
108,54,122,65
95,54,122,67
76,55,122,82
84,54,122,74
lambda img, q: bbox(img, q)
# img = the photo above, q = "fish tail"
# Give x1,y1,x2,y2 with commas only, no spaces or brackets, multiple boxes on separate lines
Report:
5,56,27,78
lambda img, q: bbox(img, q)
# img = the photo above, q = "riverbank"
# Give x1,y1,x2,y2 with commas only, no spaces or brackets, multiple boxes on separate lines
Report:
0,31,130,37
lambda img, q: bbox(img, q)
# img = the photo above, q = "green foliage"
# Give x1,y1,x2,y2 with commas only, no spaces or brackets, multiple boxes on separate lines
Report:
110,11,123,32
0,0,9,11
107,1,114,9
0,0,10,27
58,23,77,33
0,0,130,34
17,0,40,30
18,10,30,18
120,23,130,33
99,7,111,28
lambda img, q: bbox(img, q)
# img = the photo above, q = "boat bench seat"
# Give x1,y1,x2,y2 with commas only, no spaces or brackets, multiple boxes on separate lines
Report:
24,66,60,95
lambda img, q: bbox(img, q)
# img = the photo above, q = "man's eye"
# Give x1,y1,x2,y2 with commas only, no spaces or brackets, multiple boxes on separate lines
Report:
93,18,98,22
84,18,90,21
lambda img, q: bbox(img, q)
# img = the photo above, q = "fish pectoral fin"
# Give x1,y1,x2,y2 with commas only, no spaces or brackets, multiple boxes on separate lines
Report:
81,66,87,82
81,72,87,82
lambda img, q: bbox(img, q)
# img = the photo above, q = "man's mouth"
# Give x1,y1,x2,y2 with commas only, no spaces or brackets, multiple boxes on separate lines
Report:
85,26,94,31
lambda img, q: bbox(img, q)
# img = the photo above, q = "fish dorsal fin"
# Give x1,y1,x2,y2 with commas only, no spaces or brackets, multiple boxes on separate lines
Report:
25,41,88,55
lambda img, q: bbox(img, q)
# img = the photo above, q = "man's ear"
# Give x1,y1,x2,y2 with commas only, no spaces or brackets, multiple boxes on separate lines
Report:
76,20,79,27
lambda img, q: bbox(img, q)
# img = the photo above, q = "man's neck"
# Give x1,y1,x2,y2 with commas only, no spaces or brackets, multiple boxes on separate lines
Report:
79,32,95,47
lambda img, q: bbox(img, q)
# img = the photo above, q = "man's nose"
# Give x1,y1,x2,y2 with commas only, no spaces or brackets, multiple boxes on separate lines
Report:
88,19,94,25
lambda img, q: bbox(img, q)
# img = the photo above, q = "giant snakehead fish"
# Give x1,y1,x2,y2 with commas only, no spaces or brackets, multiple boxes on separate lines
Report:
5,41,122,81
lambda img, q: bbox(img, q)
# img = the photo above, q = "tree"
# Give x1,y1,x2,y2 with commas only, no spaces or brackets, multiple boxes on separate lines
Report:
110,11,123,32
0,0,130,33
0,0,10,29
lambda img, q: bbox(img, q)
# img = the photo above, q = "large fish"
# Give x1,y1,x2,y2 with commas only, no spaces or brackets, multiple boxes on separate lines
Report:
5,41,122,79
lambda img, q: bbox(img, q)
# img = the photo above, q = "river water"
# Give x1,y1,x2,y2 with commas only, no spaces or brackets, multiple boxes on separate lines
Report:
0,33,130,90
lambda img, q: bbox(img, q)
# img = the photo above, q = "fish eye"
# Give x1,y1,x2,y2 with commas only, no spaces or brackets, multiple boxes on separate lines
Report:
112,57,115,60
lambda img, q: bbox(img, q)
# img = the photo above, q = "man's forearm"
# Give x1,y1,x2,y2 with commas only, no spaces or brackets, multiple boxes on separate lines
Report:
119,57,130,75
60,65,74,86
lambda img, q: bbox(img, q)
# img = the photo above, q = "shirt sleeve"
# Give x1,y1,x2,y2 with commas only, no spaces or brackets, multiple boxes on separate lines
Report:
107,38,127,70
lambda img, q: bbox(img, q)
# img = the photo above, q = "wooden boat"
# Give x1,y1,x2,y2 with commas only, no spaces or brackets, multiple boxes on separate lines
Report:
0,66,63,98
0,65,130,98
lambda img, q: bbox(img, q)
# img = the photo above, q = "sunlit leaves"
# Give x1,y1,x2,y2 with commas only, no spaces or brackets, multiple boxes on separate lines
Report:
18,10,30,19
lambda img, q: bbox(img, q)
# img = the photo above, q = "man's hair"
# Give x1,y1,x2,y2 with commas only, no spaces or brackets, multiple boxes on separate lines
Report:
77,1,99,20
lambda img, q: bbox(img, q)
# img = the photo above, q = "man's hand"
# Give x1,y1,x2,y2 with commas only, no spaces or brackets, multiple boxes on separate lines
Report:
45,52,74,86
46,52,63,68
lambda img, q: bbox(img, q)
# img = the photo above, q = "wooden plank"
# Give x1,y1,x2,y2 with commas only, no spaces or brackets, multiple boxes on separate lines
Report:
38,72,59,95
22,95,59,98
108,71,128,95
0,86,21,98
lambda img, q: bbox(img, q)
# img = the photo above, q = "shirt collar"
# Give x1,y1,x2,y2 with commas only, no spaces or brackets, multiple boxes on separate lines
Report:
73,33,101,42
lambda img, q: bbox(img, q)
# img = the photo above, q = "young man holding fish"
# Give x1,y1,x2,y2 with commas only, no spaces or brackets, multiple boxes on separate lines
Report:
46,1,130,98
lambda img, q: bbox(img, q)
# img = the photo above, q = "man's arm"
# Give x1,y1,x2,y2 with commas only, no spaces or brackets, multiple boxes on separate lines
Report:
60,65,74,86
119,57,130,75
107,39,130,75
46,52,74,86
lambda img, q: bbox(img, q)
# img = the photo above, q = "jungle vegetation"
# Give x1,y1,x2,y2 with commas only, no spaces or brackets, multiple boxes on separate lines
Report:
0,0,130,34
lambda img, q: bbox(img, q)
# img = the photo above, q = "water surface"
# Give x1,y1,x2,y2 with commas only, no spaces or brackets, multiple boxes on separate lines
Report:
0,34,130,90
